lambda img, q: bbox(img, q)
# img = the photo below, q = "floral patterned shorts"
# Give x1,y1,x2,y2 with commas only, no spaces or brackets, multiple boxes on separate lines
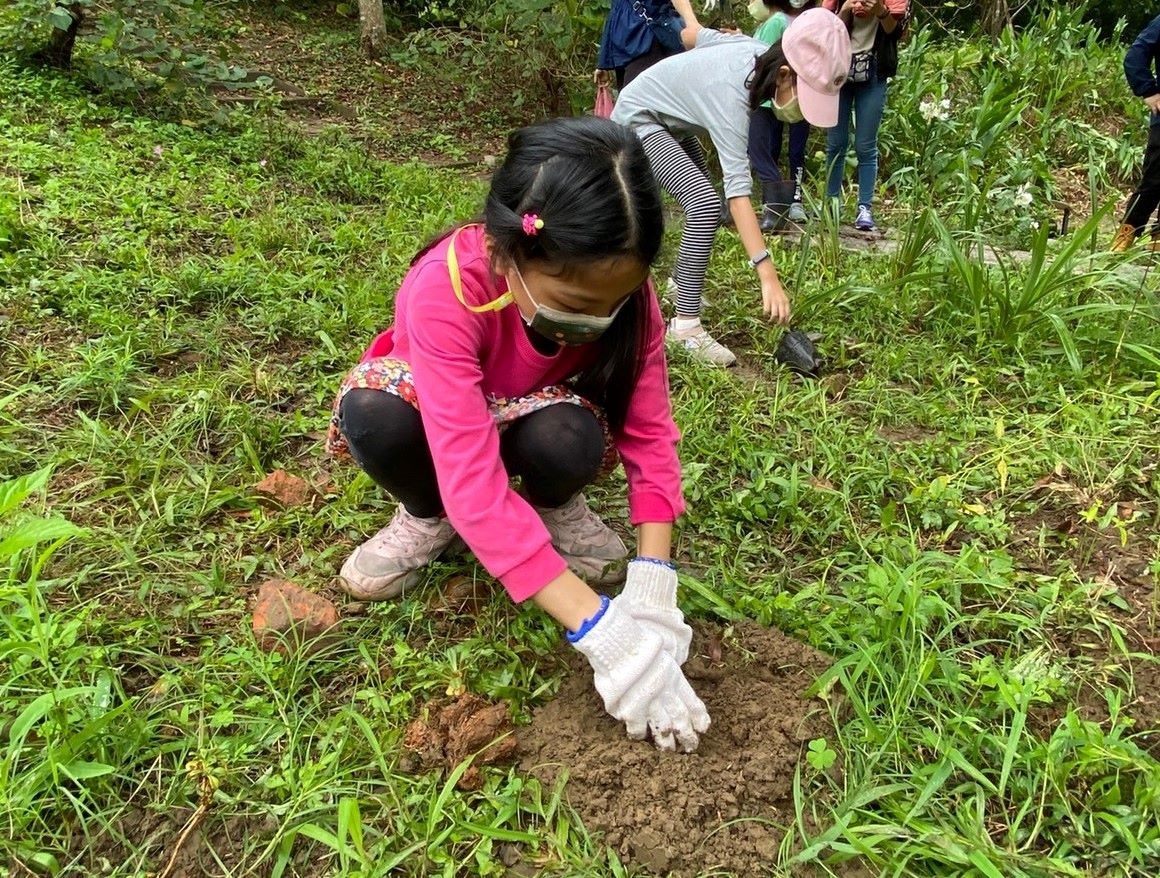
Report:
325,357,619,474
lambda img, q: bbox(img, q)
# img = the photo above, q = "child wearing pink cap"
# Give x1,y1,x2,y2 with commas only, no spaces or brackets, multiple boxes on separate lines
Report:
612,4,851,366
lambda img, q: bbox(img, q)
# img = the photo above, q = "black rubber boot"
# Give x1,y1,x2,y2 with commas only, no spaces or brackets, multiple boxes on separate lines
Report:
760,181,795,233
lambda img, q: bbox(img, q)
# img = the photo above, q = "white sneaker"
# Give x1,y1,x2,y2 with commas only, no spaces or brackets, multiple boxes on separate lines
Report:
537,493,628,586
787,202,809,224
666,318,737,366
664,277,710,309
339,506,459,600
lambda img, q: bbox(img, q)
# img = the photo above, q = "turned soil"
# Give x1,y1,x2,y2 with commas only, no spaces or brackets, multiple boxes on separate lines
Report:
519,621,836,878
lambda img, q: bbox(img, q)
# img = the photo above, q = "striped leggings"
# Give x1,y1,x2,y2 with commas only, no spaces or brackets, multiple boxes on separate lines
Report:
639,130,721,320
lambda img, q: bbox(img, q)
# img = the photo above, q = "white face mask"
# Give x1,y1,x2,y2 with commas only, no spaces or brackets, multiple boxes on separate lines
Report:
772,84,805,123
748,0,771,22
513,264,627,346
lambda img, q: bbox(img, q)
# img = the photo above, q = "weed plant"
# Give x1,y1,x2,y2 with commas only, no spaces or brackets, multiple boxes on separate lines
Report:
2,23,1160,877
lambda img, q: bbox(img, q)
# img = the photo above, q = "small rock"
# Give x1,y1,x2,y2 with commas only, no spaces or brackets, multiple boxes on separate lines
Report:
254,470,313,507
252,579,340,654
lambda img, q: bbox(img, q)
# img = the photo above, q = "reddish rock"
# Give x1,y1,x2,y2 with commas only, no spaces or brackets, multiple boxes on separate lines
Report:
252,579,340,654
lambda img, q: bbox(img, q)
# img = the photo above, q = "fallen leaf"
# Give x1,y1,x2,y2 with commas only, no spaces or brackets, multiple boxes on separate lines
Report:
254,470,312,507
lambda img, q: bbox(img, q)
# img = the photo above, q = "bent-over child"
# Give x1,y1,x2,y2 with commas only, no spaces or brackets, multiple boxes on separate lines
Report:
327,117,710,752
611,4,851,366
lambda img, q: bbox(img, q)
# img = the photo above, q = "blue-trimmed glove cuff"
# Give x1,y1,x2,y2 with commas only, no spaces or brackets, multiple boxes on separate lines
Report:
567,594,611,643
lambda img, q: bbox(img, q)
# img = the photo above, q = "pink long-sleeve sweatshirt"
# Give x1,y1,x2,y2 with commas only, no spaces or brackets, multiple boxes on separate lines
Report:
357,225,685,602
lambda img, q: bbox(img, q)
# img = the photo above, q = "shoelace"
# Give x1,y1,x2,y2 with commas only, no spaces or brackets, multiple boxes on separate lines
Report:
369,513,446,554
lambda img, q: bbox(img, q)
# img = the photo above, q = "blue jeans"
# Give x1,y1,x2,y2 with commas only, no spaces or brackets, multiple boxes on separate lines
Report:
825,77,889,206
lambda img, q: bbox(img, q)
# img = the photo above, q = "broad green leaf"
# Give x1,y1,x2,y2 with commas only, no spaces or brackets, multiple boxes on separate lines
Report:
9,687,95,745
0,468,50,518
0,518,81,561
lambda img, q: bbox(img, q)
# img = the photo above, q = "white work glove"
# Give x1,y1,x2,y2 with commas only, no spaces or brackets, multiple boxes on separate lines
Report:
702,0,720,11
570,595,711,752
619,558,692,666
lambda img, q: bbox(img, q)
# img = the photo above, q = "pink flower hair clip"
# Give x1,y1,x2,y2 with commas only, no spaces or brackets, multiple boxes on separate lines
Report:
522,213,545,236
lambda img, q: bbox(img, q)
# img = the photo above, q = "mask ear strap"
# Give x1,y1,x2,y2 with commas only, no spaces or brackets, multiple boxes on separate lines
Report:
448,226,514,313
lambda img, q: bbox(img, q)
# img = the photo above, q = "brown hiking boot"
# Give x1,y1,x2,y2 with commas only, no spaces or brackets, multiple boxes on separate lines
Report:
1110,223,1137,253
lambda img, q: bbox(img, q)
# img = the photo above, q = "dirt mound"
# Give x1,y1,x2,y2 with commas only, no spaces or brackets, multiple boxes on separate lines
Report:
520,621,836,878
401,693,521,791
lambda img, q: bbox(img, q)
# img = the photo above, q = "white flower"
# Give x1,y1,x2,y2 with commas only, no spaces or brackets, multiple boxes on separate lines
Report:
920,97,951,122
1014,184,1033,207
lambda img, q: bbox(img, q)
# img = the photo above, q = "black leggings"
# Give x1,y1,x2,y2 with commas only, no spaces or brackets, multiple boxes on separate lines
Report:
338,388,605,518
1124,123,1160,234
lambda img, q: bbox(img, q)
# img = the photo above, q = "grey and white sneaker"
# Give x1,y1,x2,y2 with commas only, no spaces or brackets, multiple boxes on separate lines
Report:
666,318,737,367
339,506,459,600
787,201,809,224
537,493,628,587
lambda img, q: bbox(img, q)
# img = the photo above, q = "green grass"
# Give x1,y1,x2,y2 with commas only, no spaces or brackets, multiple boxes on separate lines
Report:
3,10,1160,875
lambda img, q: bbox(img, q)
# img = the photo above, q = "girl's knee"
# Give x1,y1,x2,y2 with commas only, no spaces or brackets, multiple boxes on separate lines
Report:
684,192,722,231
340,389,421,447
506,404,604,480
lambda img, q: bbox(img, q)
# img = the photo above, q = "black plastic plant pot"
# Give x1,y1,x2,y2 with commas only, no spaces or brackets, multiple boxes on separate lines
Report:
774,329,822,376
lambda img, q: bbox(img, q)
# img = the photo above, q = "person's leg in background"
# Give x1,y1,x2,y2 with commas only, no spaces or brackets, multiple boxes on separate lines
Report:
679,134,712,178
639,129,737,366
620,44,670,87
677,129,734,230
1113,122,1160,251
786,120,811,222
851,78,889,232
749,107,787,232
825,84,856,215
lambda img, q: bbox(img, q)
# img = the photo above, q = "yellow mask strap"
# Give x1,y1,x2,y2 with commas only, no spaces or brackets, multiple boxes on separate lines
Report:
448,225,514,313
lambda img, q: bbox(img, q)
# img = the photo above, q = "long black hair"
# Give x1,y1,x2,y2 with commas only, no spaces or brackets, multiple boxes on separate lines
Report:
749,42,791,111
484,117,665,432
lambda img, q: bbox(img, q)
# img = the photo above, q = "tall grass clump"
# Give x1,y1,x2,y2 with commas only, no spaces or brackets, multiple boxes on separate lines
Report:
785,549,1160,876
907,208,1160,374
1,468,116,875
884,5,1137,242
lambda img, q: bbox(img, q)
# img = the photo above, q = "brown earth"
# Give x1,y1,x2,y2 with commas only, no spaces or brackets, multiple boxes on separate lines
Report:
1006,478,1160,749
519,621,837,878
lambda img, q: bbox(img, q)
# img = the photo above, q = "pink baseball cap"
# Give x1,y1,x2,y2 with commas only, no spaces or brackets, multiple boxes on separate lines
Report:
782,8,851,128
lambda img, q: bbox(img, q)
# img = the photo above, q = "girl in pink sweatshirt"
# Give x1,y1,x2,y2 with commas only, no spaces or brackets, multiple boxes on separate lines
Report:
327,117,710,753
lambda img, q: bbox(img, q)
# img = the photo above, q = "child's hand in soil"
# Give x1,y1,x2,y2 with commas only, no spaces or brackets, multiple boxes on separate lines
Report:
571,596,711,752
